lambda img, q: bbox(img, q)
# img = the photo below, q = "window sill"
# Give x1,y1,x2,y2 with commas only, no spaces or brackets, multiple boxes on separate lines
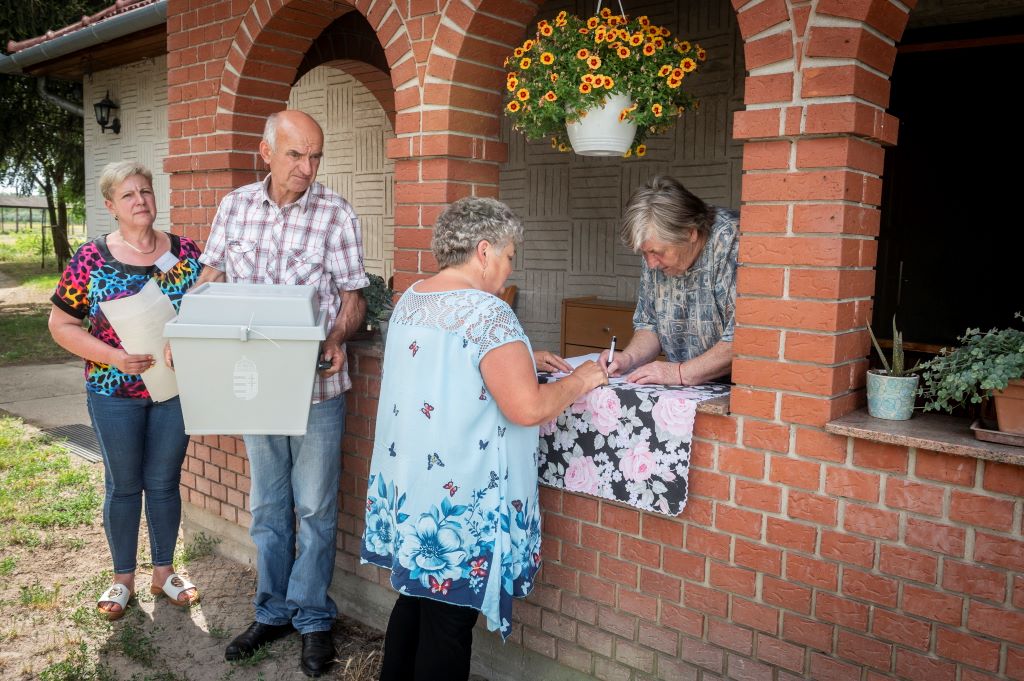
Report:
825,409,1024,466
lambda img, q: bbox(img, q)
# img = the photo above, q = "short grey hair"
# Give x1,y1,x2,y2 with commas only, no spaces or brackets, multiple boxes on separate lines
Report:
621,176,714,251
99,161,153,201
262,112,281,152
432,197,524,269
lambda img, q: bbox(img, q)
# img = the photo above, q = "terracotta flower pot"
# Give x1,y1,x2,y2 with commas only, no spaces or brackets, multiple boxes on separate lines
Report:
565,92,637,156
866,370,919,421
993,378,1024,434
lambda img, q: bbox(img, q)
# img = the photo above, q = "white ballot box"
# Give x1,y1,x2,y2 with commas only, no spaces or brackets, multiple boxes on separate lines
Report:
165,283,327,435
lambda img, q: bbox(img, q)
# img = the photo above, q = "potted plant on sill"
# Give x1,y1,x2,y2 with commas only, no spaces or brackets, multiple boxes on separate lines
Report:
866,318,922,420
362,273,395,345
503,6,706,157
917,313,1024,437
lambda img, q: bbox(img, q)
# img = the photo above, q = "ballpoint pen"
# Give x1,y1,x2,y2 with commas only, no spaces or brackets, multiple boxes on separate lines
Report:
607,335,616,367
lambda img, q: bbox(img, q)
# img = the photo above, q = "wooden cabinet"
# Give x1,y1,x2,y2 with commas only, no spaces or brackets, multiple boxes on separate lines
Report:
561,296,636,358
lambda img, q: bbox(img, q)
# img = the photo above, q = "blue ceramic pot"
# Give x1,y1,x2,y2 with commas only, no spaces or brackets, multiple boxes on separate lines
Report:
866,370,919,420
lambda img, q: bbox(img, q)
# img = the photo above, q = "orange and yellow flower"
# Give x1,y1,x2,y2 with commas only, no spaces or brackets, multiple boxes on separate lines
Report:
540,23,553,36
578,28,589,35
653,37,665,49
677,40,692,53
556,10,567,22
697,46,707,61
558,143,569,152
629,33,644,46
652,103,663,117
638,15,650,27
506,101,521,113
506,78,518,92
599,7,611,18
587,55,602,70
671,67,684,79
540,52,554,65
603,76,615,89
544,90,557,102
681,57,697,72
642,43,656,56
667,77,682,89
658,64,671,77
636,144,647,156
579,82,592,94
576,48,590,60
523,39,534,50
519,57,532,69
513,47,524,58
550,72,559,83
594,27,606,42
516,88,530,101
617,46,631,59
581,73,594,85
586,17,599,28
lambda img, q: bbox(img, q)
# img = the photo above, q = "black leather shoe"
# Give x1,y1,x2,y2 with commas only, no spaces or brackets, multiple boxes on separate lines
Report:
300,630,336,677
224,621,294,661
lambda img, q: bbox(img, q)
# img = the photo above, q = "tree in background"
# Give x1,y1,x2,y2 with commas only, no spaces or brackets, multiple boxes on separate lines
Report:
1,0,108,269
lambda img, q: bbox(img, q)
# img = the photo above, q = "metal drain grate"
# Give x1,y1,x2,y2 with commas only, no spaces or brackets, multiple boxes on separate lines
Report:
43,423,102,463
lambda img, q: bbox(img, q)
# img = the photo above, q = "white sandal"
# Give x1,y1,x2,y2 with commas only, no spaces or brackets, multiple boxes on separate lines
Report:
150,572,200,607
97,583,133,621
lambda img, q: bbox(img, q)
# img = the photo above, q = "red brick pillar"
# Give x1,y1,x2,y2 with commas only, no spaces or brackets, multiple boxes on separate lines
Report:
731,0,907,430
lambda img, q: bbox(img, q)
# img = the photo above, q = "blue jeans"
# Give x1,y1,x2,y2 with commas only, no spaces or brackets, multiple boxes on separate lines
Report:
87,392,190,574
244,394,345,634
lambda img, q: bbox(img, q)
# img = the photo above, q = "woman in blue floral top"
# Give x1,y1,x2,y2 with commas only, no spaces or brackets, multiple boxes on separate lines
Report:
604,176,739,386
362,197,607,681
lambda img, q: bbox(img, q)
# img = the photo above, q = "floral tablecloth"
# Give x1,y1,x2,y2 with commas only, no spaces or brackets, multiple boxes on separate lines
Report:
537,381,730,516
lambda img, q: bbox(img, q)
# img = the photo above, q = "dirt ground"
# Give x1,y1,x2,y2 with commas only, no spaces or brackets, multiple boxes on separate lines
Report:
0,276,386,680
0,450,386,681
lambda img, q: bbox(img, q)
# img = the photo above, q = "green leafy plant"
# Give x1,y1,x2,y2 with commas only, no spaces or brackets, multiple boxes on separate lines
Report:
362,273,395,331
918,313,1024,413
503,8,705,156
867,316,921,377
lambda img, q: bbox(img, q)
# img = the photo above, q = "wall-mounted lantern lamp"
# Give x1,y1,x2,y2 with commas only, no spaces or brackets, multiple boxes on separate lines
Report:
93,91,121,134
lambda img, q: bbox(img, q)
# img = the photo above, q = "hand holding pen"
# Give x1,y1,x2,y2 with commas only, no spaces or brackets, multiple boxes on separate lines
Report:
599,335,627,377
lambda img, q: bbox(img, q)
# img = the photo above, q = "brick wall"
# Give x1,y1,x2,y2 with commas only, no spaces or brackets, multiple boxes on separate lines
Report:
169,0,1024,679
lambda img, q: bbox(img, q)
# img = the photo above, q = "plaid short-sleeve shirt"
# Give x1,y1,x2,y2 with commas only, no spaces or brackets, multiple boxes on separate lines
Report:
200,177,369,401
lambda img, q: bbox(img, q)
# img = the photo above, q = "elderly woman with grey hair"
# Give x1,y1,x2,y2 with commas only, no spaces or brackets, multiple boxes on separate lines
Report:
361,196,606,681
48,161,203,620
602,175,739,385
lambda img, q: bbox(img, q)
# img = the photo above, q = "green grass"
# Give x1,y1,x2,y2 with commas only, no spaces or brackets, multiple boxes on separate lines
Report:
0,417,101,549
0,232,83,366
113,620,159,667
0,302,73,366
38,642,115,681
0,555,15,575
175,531,221,565
20,581,62,608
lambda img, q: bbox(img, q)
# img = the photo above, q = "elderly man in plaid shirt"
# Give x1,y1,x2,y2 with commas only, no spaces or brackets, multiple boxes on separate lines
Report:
192,110,368,677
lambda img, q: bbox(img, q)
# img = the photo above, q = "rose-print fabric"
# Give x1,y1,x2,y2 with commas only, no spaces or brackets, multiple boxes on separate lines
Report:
538,381,729,516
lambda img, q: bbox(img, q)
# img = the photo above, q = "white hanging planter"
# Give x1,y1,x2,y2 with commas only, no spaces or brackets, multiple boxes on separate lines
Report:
565,92,637,157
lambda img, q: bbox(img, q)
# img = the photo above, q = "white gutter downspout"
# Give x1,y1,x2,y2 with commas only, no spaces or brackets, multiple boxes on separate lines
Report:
0,0,167,76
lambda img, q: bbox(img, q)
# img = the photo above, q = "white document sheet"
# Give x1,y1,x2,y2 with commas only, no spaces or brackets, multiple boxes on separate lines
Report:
550,352,630,384
98,279,179,402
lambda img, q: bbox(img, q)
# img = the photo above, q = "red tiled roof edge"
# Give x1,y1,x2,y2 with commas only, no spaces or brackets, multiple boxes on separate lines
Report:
6,0,159,54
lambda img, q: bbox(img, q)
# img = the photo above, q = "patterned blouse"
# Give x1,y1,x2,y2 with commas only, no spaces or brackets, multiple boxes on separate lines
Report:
361,285,540,640
51,233,203,398
633,208,739,362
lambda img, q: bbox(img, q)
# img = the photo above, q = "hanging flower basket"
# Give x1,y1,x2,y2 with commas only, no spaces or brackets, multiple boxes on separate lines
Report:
503,6,706,158
565,91,637,156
